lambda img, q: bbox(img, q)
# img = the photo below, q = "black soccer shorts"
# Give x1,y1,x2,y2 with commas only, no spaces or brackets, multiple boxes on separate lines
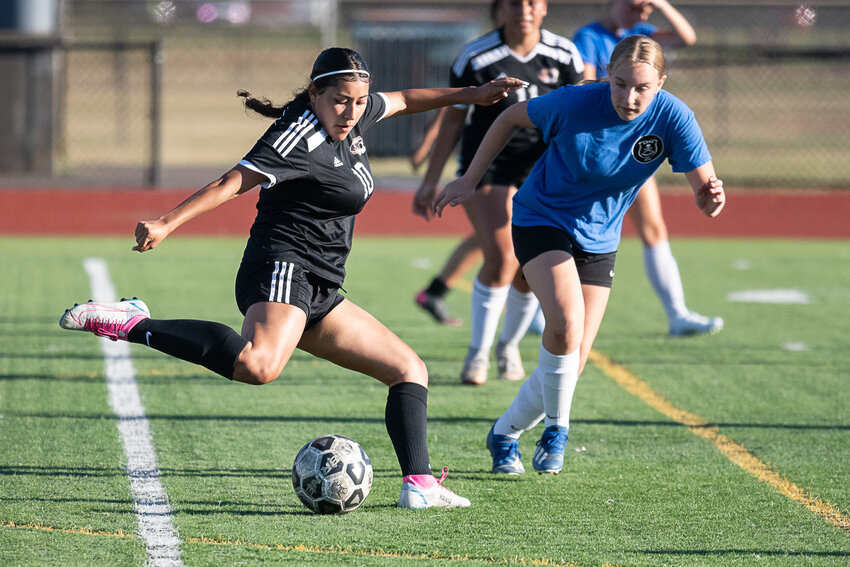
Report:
511,224,617,288
235,260,345,328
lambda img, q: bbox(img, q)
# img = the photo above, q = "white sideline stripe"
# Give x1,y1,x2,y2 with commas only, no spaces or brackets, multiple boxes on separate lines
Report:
83,258,184,567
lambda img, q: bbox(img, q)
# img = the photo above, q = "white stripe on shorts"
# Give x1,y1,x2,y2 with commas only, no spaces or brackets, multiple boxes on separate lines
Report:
269,261,293,304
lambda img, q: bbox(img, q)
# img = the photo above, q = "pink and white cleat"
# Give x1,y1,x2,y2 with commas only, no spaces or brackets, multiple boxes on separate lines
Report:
398,467,471,509
59,298,150,341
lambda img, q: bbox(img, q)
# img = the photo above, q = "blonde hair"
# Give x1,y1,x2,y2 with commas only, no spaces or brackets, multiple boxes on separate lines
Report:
607,35,666,78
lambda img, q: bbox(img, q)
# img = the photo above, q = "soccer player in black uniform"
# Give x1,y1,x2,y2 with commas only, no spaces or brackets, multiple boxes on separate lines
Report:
412,0,584,385
60,47,523,509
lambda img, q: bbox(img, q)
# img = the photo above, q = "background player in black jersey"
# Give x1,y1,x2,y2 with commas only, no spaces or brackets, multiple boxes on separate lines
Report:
412,0,583,386
60,47,523,510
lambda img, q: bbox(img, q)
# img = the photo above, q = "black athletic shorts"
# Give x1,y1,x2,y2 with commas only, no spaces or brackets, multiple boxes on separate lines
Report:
511,224,617,288
235,260,345,329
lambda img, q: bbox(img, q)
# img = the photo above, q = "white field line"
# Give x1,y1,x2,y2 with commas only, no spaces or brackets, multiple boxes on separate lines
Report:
83,258,183,567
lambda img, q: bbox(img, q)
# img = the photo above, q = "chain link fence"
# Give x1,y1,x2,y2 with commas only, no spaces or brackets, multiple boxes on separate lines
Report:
1,0,848,188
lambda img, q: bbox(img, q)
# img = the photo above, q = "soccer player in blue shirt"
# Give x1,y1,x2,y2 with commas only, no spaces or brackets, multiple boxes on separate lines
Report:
433,35,725,475
573,0,723,337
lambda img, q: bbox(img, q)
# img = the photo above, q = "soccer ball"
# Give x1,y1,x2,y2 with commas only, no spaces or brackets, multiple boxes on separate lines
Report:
291,434,373,514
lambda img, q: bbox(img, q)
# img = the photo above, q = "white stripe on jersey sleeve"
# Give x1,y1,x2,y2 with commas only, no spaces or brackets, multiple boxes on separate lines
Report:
375,92,391,122
540,30,584,73
452,30,502,78
471,45,511,72
536,43,581,68
238,159,276,189
275,113,319,158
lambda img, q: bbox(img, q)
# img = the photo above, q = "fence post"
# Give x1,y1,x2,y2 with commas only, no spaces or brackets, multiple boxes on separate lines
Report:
148,39,163,188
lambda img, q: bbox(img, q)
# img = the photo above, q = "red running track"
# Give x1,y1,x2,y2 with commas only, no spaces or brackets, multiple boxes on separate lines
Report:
1,187,848,238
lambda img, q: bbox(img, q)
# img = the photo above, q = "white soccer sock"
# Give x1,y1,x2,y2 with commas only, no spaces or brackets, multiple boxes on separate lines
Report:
469,278,511,355
540,345,580,429
497,286,540,347
644,241,689,320
493,366,544,439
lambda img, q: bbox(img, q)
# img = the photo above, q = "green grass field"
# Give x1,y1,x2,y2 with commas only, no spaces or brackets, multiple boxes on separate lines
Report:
1,235,848,566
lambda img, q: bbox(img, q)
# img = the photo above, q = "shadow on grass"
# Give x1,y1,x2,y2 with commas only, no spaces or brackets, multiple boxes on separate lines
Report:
3,410,848,431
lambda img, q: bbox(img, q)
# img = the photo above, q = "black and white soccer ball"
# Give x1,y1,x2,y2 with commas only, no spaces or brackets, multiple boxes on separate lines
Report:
291,434,373,514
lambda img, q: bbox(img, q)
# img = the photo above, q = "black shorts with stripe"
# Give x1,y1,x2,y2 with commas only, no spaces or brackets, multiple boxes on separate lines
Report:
235,260,345,329
511,224,617,288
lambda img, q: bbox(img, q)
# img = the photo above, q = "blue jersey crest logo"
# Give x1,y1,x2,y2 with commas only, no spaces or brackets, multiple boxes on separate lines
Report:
632,135,663,163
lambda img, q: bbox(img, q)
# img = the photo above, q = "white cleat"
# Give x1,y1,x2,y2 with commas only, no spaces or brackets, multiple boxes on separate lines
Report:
398,468,471,509
460,351,489,386
669,312,724,337
495,341,524,381
59,298,150,341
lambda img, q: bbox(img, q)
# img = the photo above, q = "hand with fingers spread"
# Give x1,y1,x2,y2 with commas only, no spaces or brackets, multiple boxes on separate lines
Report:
432,177,477,218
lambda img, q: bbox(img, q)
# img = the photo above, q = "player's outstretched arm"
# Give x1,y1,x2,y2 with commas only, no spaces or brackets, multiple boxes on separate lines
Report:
685,161,726,218
432,103,533,217
383,77,525,117
133,165,265,252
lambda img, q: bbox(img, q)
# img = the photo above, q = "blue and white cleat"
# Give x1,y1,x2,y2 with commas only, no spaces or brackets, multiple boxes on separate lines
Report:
532,425,568,474
60,298,150,341
486,425,525,474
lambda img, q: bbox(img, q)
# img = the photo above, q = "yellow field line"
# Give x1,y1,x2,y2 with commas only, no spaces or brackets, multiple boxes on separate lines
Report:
588,349,850,536
2,521,625,565
184,535,596,565
0,520,136,539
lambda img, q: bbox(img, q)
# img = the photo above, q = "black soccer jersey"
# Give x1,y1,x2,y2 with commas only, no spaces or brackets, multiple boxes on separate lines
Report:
238,93,389,286
450,28,584,174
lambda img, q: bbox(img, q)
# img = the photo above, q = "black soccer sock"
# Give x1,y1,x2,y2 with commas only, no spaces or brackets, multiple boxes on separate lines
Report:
425,277,450,298
127,318,248,380
385,382,432,477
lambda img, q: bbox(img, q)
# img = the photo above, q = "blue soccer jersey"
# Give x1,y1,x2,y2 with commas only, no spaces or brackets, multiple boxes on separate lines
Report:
512,83,711,253
573,21,656,78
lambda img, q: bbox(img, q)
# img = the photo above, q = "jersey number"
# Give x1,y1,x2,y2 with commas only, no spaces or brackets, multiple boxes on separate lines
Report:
352,162,374,199
514,84,540,102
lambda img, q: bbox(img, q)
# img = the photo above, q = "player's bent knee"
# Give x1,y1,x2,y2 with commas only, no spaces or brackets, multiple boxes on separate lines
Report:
233,357,285,385
388,354,428,388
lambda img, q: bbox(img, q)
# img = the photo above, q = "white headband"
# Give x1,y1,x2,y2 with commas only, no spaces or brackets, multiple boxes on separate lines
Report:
311,69,370,81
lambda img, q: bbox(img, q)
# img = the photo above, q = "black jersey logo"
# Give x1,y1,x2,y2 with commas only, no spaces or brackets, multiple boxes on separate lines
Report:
349,136,366,156
632,135,663,163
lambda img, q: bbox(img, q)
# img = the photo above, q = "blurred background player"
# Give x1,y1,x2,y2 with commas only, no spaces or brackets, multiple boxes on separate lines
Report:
412,0,584,385
573,0,723,336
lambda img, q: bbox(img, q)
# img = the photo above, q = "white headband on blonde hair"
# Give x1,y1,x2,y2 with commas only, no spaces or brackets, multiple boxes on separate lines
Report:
311,69,370,81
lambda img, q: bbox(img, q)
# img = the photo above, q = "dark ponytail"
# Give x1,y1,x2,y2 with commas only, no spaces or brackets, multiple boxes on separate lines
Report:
237,89,286,118
238,47,371,119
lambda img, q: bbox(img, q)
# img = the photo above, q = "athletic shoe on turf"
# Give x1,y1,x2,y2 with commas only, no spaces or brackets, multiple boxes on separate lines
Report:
669,311,724,337
460,350,489,386
486,425,525,474
415,290,462,326
532,425,568,474
495,341,524,381
398,468,471,509
59,298,150,342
